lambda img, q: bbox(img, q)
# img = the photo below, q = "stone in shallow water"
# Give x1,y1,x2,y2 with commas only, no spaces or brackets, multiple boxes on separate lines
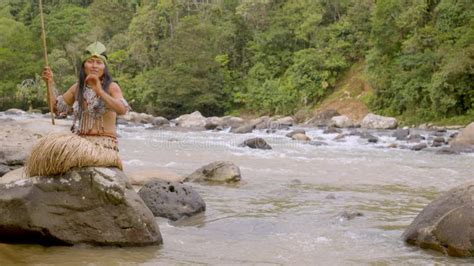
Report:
410,143,427,151
449,122,474,153
337,211,363,221
0,167,162,246
185,161,241,183
323,127,342,134
138,180,206,221
392,129,410,140
286,129,306,138
402,181,474,257
239,137,272,150
431,136,446,147
407,134,425,143
291,133,311,141
436,147,460,155
361,113,398,129
355,131,378,143
325,193,336,199
0,164,10,177
230,124,254,134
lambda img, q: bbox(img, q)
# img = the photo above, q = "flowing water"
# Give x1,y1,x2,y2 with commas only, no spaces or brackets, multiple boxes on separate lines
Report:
1,116,473,265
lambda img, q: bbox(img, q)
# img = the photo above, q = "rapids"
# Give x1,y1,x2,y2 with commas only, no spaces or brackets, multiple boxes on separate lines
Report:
0,114,473,264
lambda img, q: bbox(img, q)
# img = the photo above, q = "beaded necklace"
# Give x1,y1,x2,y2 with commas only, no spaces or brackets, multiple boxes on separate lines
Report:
72,86,107,134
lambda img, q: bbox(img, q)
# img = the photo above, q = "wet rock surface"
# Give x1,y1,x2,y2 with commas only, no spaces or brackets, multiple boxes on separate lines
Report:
306,109,340,127
361,113,398,129
392,129,410,140
449,122,474,153
291,133,311,141
185,161,241,183
403,181,474,257
0,167,162,246
337,211,364,221
330,115,354,128
286,129,306,138
138,180,205,221
239,137,272,150
231,124,255,134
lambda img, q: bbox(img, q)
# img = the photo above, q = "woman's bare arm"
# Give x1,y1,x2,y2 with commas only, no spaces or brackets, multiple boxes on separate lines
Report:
42,67,76,113
97,82,130,115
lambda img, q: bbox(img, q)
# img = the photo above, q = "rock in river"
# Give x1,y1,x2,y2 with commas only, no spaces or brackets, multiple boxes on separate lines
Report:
239,137,272,150
0,167,162,246
185,161,242,183
402,181,474,257
138,180,206,221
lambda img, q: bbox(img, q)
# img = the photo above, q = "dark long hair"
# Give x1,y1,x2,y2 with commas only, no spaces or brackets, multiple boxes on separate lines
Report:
76,62,113,112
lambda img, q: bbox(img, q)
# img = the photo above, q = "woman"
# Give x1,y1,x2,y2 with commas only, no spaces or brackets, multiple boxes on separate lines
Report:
25,41,131,177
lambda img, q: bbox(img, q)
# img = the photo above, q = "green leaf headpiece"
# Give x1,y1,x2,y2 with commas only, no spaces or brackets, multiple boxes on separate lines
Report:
82,41,108,64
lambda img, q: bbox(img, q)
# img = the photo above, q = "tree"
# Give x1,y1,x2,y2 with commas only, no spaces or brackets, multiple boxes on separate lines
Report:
0,16,40,108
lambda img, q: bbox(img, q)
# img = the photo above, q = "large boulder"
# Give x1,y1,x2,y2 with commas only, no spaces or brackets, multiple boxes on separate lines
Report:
222,116,246,129
175,111,207,128
138,113,154,124
121,112,153,124
185,161,241,183
255,118,273,130
250,116,271,129
204,116,224,130
0,167,162,246
402,181,474,257
274,116,294,127
329,115,354,128
239,137,272,150
306,109,340,127
361,113,398,129
151,116,170,127
138,181,205,221
449,122,474,152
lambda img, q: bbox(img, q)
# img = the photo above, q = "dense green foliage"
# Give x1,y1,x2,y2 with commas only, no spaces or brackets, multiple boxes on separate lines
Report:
0,0,472,122
367,0,474,122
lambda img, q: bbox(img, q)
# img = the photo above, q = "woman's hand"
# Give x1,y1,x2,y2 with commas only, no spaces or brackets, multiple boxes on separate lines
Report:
84,74,103,95
42,67,54,86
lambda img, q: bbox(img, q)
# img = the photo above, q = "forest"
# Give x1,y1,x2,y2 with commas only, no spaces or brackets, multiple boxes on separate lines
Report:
0,0,472,124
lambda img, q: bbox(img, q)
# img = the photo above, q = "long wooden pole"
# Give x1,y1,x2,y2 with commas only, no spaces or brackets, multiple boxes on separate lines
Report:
39,0,55,125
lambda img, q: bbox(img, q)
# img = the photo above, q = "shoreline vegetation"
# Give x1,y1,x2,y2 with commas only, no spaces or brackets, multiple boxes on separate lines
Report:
0,1,472,127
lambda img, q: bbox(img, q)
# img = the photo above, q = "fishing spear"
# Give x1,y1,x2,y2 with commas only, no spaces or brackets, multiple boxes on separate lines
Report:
38,0,55,125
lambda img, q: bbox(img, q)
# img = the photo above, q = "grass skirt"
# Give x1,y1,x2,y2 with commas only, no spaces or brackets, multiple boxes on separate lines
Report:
25,133,123,177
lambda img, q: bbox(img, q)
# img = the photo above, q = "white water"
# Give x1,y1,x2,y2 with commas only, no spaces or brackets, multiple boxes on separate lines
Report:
1,116,473,264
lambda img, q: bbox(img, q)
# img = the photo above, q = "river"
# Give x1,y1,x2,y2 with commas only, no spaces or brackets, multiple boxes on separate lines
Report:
0,117,473,264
